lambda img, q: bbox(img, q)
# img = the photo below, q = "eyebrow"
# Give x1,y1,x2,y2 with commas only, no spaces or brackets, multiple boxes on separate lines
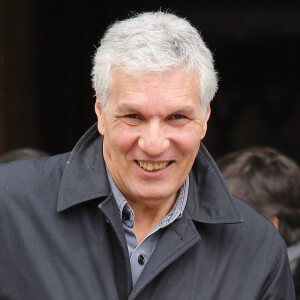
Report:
170,106,195,115
116,103,196,116
116,103,141,114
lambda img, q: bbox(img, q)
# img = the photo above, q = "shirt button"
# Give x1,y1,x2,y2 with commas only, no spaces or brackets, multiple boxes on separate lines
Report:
122,211,130,221
138,254,145,265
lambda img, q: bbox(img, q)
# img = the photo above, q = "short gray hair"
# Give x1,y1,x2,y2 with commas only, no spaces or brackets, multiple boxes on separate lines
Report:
92,11,218,114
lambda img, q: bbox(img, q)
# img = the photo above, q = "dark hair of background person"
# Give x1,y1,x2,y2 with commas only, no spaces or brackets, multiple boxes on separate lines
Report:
217,146,300,247
0,148,49,163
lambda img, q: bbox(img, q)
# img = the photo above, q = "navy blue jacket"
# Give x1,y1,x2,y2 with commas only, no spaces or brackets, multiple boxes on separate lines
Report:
0,125,295,299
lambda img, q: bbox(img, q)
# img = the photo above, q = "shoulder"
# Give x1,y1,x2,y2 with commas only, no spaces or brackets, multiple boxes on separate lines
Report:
0,153,70,208
0,152,69,184
229,194,289,283
232,194,285,247
214,196,292,295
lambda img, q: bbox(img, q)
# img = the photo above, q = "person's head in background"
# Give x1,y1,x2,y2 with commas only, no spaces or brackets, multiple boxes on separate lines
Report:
217,146,300,247
0,148,49,163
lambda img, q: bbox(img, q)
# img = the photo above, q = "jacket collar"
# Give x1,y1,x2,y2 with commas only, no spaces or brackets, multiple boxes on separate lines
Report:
57,124,242,224
186,145,242,224
57,124,110,212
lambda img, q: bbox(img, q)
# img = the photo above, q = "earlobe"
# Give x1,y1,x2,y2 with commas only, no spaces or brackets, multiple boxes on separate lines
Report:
270,216,279,229
95,98,105,135
205,106,211,123
201,106,211,139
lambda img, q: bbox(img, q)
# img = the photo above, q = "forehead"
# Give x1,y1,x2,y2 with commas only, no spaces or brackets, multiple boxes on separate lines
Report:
109,68,200,107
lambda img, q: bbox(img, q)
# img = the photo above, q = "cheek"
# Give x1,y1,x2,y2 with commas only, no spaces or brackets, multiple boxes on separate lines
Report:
108,127,139,156
182,137,201,158
170,129,202,156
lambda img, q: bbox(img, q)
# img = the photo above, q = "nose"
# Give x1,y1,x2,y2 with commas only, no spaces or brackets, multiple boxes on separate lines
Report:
138,120,169,157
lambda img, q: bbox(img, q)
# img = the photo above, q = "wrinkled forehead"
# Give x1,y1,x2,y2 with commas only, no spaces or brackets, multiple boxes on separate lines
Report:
109,66,199,94
105,67,201,117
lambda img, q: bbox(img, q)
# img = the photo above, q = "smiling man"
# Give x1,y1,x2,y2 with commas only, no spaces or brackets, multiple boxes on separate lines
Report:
0,12,295,299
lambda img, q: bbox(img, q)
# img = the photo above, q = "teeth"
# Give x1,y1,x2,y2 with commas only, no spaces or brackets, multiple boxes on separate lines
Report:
137,161,169,171
147,164,153,171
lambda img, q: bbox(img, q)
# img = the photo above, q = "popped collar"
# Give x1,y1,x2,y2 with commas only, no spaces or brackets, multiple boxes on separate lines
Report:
57,124,241,227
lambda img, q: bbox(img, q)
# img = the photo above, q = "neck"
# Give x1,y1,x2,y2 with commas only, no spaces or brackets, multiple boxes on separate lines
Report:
128,195,176,243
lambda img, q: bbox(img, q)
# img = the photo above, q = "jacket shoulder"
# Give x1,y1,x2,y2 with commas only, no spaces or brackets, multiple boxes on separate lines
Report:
208,195,294,298
231,194,284,245
230,194,290,287
0,153,70,206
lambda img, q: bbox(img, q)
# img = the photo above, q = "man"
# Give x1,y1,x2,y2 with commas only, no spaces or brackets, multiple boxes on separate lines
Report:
0,12,295,299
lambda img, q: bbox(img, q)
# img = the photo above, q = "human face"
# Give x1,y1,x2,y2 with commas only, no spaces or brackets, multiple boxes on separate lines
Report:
95,68,210,206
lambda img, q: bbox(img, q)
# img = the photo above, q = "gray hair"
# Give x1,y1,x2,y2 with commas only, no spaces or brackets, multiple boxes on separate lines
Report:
92,11,218,115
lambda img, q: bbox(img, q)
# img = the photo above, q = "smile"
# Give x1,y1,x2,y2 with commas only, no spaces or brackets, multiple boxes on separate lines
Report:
136,160,172,171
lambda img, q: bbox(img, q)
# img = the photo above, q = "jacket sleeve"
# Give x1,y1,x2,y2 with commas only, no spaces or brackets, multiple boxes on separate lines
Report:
260,243,295,300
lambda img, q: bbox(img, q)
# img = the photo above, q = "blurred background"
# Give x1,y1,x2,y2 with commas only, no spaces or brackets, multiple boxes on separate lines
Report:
0,0,299,163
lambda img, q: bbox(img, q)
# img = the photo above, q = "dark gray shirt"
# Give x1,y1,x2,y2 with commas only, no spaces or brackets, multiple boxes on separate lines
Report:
106,168,189,286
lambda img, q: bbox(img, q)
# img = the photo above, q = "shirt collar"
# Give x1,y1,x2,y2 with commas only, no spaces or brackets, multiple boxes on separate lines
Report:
106,166,189,228
106,166,128,219
159,176,189,228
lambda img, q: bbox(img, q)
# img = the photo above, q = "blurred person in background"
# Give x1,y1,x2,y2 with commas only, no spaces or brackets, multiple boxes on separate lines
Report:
0,148,49,163
217,146,300,296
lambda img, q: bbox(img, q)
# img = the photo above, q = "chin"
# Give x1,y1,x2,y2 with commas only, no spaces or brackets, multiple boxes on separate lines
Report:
135,189,176,202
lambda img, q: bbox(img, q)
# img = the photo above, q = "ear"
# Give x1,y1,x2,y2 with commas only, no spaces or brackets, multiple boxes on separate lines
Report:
269,216,279,230
95,96,105,135
200,106,211,140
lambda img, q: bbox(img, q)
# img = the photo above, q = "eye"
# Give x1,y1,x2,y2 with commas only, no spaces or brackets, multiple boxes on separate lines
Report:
167,114,189,126
122,113,143,126
169,114,186,120
126,114,139,119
